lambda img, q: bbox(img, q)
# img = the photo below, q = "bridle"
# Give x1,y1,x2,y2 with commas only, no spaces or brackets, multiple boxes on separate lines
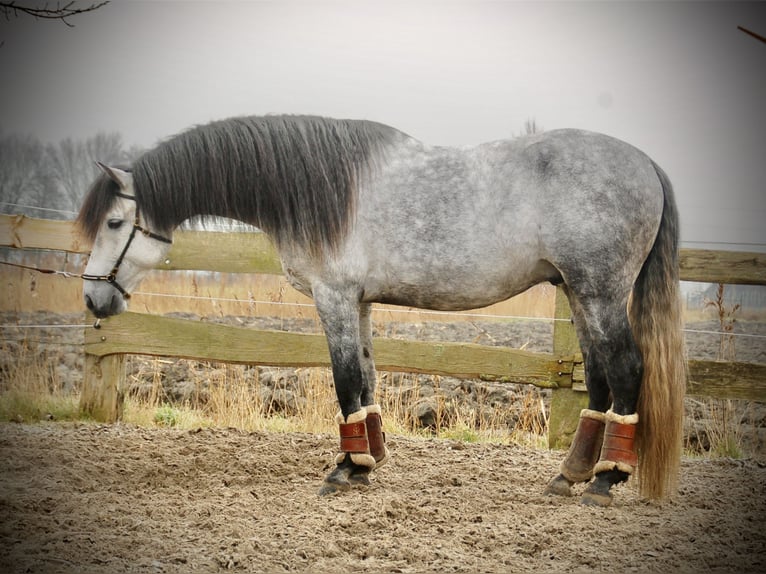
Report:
81,192,172,300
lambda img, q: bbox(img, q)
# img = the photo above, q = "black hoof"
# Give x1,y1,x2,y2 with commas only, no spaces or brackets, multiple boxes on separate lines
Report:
543,474,574,497
580,469,628,507
318,455,372,496
318,479,350,496
348,469,372,486
581,489,613,507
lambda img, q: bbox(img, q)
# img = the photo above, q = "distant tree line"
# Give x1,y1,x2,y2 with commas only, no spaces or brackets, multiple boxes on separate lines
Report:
0,131,143,219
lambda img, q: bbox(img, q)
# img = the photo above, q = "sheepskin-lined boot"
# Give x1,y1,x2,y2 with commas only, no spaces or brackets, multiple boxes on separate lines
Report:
335,408,376,470
560,409,607,483
544,409,607,497
593,410,639,476
364,404,389,468
580,410,639,506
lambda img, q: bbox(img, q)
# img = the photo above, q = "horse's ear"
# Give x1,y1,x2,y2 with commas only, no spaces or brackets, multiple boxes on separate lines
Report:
96,162,132,191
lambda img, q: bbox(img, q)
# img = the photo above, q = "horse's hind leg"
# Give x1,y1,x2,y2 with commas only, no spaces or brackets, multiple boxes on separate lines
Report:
313,287,385,495
544,403,606,497
579,303,643,506
545,290,642,506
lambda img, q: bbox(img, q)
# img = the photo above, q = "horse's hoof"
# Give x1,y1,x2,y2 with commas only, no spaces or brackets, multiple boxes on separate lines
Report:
543,474,573,497
318,454,372,495
318,479,350,496
581,479,614,506
348,471,371,486
581,490,613,507
580,468,626,506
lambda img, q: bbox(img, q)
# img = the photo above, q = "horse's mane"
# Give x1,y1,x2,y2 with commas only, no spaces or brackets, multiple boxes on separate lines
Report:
78,115,402,254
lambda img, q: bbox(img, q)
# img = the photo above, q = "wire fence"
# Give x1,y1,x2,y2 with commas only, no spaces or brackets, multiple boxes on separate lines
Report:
2,289,765,342
0,202,78,217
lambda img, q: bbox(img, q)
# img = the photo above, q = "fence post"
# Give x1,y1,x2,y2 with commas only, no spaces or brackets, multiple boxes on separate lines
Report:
547,285,588,449
80,352,126,422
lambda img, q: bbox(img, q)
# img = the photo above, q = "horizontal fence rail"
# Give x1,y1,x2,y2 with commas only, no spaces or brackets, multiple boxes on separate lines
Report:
3,214,766,447
85,312,567,386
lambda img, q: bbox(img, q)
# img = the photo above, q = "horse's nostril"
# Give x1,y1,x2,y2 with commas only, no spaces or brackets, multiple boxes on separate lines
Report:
85,294,94,311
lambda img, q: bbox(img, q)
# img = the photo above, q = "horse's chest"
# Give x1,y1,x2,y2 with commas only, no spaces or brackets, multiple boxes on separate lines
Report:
282,262,313,297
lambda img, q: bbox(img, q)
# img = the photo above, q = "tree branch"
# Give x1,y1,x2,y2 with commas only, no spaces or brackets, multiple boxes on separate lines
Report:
1,1,109,27
738,25,766,46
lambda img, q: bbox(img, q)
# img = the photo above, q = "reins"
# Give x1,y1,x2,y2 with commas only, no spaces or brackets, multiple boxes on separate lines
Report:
81,192,172,300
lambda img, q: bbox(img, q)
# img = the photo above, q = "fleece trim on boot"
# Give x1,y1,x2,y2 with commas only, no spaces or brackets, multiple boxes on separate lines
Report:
364,404,389,468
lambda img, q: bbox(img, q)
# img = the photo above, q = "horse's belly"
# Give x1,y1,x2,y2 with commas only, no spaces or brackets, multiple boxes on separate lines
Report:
362,259,557,311
370,288,517,311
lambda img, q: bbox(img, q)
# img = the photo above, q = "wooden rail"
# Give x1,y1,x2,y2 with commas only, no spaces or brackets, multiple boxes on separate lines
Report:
3,214,766,447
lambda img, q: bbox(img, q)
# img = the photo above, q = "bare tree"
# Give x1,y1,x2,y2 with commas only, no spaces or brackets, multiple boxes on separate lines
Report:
46,131,125,211
123,143,145,164
0,1,109,27
515,118,543,138
523,118,542,135
0,131,47,210
0,130,137,217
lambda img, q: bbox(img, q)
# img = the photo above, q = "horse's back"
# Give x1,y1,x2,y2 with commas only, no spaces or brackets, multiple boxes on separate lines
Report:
319,128,665,310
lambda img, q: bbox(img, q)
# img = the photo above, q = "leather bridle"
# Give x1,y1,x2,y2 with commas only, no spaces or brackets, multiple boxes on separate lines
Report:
81,192,172,300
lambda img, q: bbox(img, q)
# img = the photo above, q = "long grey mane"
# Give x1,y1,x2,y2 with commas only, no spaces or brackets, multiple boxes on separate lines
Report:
79,115,402,255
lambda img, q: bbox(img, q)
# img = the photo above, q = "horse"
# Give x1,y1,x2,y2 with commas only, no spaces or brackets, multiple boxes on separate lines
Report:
77,115,686,505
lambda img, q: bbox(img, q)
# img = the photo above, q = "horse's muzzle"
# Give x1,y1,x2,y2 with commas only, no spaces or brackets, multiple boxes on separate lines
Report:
84,290,126,319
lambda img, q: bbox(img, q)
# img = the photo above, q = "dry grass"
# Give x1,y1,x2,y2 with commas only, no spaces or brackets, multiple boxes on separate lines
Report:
0,340,80,423
119,358,547,445
685,397,751,459
683,284,753,459
703,399,747,458
704,283,741,361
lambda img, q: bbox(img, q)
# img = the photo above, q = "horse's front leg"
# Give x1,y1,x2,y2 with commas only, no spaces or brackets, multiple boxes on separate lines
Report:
314,287,387,495
343,303,389,487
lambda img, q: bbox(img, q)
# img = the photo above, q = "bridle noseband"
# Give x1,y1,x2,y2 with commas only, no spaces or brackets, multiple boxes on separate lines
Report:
81,192,172,300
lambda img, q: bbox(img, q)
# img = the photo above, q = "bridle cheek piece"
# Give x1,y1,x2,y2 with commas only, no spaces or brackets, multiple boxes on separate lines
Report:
82,193,172,301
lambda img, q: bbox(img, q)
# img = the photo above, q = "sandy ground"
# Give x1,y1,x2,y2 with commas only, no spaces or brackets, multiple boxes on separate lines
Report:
1,422,765,574
2,312,765,572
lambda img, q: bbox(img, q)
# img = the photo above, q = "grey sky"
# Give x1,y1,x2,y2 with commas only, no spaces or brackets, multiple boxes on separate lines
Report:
1,0,764,251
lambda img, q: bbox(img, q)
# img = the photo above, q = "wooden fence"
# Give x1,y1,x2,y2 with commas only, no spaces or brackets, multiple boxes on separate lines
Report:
2,213,766,448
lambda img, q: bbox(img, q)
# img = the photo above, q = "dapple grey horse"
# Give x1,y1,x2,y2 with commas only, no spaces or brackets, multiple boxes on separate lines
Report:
78,115,685,505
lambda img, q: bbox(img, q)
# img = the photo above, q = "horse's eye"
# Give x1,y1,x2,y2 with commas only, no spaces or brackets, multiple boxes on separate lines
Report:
107,219,124,230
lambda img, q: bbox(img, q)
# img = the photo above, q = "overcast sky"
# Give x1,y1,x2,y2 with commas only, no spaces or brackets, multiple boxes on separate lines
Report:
1,0,764,251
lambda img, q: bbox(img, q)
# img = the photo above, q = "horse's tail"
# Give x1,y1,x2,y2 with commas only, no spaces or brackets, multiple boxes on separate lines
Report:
630,162,686,500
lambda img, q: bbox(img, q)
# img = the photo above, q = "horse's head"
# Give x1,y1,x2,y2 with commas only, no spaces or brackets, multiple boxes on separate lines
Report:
79,164,173,319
